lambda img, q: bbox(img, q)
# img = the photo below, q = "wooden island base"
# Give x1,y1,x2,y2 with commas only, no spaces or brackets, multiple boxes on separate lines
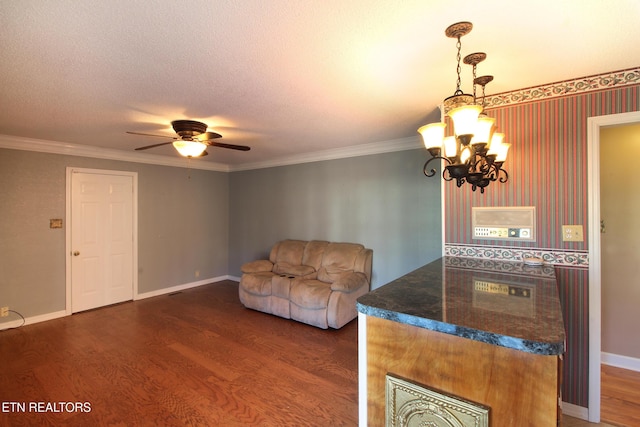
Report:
366,316,561,427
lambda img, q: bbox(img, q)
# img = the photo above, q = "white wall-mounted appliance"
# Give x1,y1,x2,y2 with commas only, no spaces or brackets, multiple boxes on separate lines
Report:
472,206,536,242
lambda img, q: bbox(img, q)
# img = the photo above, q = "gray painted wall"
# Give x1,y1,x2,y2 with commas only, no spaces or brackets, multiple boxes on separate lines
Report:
1,146,441,323
0,148,229,320
228,149,442,289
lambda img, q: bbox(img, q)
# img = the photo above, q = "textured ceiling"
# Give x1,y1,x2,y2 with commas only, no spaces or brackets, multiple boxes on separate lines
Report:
1,0,639,167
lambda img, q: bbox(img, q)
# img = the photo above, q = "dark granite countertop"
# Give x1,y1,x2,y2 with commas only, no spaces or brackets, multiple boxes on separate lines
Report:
357,256,565,355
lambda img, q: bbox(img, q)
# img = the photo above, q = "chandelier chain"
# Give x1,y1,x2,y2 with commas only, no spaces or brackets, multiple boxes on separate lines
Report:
455,37,462,94
472,64,477,103
481,84,486,108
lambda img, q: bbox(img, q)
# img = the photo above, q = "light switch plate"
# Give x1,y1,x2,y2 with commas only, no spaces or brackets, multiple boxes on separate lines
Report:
562,225,583,242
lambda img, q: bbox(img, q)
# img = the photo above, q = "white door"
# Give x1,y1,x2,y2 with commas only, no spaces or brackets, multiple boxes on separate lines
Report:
70,170,135,312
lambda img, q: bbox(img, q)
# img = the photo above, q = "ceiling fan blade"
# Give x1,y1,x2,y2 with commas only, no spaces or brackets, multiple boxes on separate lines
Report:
134,141,174,150
127,131,178,140
195,131,222,142
210,142,251,151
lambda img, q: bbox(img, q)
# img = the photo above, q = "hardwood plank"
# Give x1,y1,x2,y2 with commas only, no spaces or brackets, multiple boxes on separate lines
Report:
601,364,640,427
0,281,358,426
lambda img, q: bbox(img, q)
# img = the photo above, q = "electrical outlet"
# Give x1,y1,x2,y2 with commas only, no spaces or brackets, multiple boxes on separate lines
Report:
562,225,584,242
0,306,8,317
195,270,200,278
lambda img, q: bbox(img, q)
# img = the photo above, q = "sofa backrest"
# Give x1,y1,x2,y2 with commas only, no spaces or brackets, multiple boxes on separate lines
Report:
302,240,329,271
317,242,373,284
267,239,372,283
268,239,328,275
269,240,306,265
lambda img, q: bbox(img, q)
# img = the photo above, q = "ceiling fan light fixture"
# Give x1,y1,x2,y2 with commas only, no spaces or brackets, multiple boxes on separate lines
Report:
173,140,207,157
129,119,250,156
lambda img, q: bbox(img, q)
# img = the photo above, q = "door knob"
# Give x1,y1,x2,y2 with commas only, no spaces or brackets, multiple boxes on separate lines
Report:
73,251,80,256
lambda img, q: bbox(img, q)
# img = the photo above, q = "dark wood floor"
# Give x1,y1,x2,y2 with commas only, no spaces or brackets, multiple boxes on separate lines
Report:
3,281,639,426
0,281,358,426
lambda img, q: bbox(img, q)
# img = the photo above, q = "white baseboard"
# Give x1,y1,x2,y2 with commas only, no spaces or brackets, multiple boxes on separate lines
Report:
0,309,67,330
561,402,588,420
135,275,236,300
0,276,239,331
602,352,640,372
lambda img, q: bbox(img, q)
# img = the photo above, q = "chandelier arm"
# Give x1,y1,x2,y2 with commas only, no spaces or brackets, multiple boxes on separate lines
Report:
423,156,450,178
478,158,493,176
441,163,454,183
442,169,454,182
499,168,509,183
442,166,466,186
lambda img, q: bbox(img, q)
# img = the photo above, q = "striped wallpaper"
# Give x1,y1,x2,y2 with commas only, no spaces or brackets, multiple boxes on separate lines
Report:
442,67,640,408
445,81,640,249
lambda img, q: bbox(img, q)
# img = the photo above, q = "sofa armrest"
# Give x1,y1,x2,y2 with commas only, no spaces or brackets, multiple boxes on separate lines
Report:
330,272,369,293
241,259,274,274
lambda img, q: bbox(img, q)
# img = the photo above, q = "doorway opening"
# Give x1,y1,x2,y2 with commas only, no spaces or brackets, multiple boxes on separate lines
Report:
587,110,640,422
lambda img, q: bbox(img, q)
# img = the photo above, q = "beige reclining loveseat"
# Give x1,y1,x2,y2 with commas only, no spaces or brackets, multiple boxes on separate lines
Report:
239,239,373,329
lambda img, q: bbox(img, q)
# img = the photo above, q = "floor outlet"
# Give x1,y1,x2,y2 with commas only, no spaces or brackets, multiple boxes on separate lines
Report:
0,306,8,317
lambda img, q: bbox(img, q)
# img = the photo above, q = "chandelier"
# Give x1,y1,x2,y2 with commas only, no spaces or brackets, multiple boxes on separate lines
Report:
418,22,510,193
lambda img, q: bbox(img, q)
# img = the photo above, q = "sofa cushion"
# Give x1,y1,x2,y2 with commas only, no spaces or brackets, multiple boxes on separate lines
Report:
321,243,363,270
290,280,332,310
318,267,353,284
240,272,274,296
273,262,315,277
302,240,329,270
241,259,274,274
330,272,368,293
272,275,294,298
272,240,306,265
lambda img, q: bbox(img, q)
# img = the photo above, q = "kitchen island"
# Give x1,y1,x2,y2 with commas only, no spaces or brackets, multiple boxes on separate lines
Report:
356,256,565,426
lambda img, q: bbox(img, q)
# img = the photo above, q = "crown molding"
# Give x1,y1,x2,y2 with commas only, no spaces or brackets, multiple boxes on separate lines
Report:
0,133,423,173
228,136,422,172
0,134,231,172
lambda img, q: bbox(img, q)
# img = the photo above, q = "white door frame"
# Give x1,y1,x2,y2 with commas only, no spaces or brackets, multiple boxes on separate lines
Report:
65,167,138,314
587,110,640,422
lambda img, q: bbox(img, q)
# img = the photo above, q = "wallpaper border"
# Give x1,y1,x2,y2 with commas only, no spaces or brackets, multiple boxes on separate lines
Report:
444,243,588,268
485,66,640,108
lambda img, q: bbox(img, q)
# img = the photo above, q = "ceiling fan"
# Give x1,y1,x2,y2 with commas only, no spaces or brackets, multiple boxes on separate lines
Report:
127,119,250,157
